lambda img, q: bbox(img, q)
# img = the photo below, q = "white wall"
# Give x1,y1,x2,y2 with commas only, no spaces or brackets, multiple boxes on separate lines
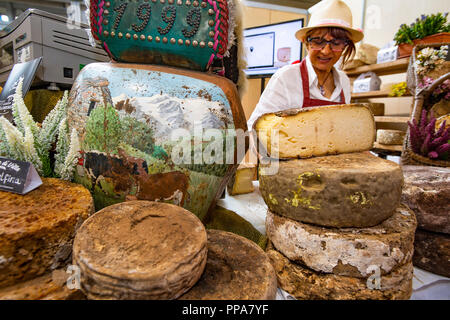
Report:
343,0,449,48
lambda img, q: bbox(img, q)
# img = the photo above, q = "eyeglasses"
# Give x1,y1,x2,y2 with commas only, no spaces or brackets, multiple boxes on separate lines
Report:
307,37,349,52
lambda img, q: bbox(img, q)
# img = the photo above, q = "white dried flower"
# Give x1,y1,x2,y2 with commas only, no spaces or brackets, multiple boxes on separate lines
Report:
0,116,26,161
58,128,80,181
38,91,68,153
54,118,69,177
23,125,43,174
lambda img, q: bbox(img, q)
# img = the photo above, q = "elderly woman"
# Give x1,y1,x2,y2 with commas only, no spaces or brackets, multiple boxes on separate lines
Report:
247,0,364,129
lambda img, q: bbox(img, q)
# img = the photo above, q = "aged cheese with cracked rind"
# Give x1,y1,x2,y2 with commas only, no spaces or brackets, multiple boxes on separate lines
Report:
254,104,375,159
413,229,450,278
0,269,85,300
0,178,94,288
266,242,413,300
180,230,277,300
376,129,405,145
259,152,403,227
401,165,450,234
266,205,417,278
73,201,207,300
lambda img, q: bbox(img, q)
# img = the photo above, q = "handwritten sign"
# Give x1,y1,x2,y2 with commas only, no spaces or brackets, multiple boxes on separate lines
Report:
0,157,42,194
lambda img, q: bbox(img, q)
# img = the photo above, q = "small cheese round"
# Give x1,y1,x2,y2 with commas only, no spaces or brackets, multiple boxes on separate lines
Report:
73,201,207,300
0,178,94,288
180,230,277,300
259,152,403,228
376,129,405,145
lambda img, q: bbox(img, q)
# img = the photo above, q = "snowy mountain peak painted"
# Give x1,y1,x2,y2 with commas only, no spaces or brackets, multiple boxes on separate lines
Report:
113,93,234,144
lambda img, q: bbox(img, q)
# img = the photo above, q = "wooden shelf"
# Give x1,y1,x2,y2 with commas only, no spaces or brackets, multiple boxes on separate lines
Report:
372,142,403,156
374,116,410,123
345,58,410,77
351,90,412,99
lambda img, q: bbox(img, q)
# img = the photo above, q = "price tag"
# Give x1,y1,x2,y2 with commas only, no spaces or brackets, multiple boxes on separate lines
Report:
377,46,399,64
0,157,42,195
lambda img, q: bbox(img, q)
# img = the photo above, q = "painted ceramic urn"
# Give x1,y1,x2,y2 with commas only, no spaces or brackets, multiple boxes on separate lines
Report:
67,63,247,221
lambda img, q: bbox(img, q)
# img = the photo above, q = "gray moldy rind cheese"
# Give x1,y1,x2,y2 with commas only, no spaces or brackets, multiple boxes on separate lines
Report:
254,104,375,159
73,201,207,300
0,178,94,288
266,242,413,300
413,229,450,278
266,205,417,278
259,152,403,228
401,165,450,234
179,230,277,300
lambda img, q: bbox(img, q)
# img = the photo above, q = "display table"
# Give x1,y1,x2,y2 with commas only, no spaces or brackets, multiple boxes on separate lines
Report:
217,181,450,300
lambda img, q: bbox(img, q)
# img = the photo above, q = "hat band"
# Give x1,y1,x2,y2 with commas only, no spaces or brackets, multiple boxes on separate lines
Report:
311,18,351,28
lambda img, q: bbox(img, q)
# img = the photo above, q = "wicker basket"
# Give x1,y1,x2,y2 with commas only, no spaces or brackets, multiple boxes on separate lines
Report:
401,72,450,167
406,42,450,96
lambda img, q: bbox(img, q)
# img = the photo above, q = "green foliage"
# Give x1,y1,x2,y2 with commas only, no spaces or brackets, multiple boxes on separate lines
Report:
121,116,155,155
84,104,122,154
152,145,168,160
394,13,449,45
178,131,231,177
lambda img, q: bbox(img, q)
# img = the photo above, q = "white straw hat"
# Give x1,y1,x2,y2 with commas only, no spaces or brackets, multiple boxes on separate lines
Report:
296,0,364,43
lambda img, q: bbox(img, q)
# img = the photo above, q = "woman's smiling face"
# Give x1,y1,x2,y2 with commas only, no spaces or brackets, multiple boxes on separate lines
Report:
306,28,345,72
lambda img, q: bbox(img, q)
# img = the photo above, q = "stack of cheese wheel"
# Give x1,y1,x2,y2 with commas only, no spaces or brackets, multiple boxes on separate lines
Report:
0,178,94,299
254,104,417,300
401,166,450,278
72,201,277,300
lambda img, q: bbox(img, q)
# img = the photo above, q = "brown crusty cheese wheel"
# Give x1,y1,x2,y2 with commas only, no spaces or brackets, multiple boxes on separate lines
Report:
0,178,94,288
401,165,450,234
180,230,277,300
73,201,207,300
266,242,413,300
413,229,450,278
266,204,417,278
259,152,403,228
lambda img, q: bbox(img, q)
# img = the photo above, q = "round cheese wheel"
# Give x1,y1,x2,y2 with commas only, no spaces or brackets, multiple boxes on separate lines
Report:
259,152,403,228
73,201,207,300
267,242,413,300
376,129,405,145
401,165,450,234
180,230,277,300
0,178,94,288
413,229,450,278
0,269,85,300
266,205,417,278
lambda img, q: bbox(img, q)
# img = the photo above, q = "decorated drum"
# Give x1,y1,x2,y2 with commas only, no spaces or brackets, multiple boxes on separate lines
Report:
67,62,247,221
90,0,229,70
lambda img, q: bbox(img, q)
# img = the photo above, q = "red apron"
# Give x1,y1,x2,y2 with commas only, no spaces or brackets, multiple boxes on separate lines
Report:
300,59,345,108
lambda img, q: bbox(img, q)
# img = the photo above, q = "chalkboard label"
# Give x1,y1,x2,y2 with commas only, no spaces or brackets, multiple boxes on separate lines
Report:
0,157,42,195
